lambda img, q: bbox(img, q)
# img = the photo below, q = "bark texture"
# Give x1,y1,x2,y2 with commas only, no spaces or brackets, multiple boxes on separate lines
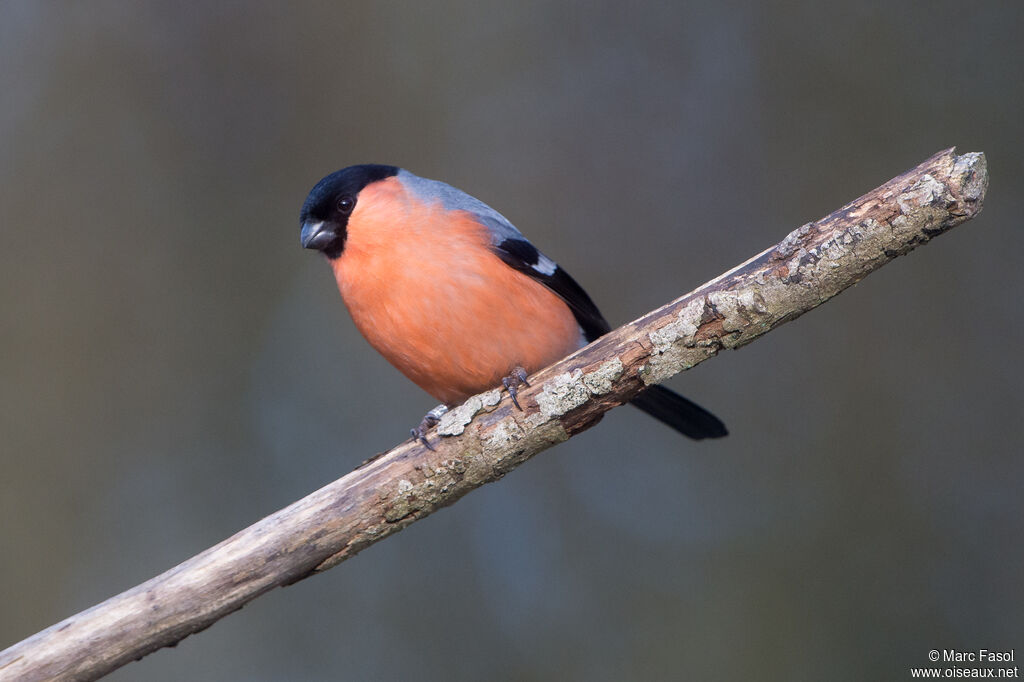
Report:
0,148,987,682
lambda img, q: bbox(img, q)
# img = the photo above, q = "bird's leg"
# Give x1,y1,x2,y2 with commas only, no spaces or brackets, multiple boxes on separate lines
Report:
501,366,531,410
411,404,449,450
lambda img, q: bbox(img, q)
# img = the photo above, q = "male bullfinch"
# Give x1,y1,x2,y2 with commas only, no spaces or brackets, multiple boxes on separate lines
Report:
299,165,727,444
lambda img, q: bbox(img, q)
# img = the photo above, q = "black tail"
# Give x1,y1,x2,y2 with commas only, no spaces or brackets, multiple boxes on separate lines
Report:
629,385,728,440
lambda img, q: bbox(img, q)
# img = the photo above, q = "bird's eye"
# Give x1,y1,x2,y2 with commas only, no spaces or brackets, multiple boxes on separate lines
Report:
337,196,356,215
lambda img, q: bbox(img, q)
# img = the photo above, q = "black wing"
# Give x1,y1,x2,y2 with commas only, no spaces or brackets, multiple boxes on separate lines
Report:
492,238,610,342
491,237,728,440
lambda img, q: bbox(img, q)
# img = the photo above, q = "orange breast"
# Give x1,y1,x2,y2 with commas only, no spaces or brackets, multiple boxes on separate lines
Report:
331,178,583,405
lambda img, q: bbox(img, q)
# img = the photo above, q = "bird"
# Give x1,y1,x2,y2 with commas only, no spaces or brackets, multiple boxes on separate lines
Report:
299,164,727,445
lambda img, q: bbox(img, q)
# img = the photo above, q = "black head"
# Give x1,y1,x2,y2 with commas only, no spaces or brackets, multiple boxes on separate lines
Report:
299,164,399,259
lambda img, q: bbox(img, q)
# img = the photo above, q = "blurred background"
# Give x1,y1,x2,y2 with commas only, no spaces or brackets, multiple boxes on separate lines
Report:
1,2,1021,680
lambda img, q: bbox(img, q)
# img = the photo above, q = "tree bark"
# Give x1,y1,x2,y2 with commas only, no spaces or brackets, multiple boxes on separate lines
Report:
0,148,988,682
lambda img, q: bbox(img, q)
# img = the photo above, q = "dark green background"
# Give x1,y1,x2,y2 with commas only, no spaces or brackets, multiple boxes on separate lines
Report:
2,3,1020,680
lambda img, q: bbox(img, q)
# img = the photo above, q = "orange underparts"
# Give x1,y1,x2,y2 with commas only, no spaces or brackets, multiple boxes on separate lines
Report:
331,178,582,405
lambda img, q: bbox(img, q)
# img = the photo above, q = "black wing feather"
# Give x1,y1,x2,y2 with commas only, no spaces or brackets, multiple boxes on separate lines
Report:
491,237,727,440
493,238,610,342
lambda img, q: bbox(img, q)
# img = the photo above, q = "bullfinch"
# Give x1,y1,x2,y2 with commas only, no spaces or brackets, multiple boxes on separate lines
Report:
299,164,727,445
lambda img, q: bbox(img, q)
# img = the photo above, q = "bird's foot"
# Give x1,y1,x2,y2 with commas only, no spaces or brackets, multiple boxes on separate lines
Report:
501,366,531,410
411,404,449,450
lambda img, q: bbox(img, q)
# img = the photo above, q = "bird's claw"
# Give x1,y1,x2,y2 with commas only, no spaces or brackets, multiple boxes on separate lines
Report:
411,405,448,450
502,366,531,410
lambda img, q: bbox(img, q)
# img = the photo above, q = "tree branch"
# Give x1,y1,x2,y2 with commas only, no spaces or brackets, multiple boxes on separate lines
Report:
0,148,988,682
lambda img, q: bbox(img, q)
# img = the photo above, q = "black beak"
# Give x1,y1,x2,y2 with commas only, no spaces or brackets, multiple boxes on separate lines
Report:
300,220,336,251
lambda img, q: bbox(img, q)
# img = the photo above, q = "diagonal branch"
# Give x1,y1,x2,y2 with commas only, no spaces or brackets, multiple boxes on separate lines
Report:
0,148,988,682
